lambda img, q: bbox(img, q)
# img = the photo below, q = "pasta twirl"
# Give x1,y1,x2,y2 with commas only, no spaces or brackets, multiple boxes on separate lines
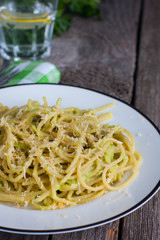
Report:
0,98,142,210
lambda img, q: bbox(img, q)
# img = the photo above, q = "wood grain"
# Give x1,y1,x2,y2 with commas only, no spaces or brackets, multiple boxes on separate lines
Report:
0,232,49,240
49,221,119,240
121,0,160,239
46,0,141,103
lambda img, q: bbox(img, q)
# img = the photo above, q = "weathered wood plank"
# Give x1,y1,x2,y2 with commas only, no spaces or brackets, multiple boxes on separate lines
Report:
50,222,119,240
47,0,141,103
121,0,160,239
134,2,160,128
0,232,48,240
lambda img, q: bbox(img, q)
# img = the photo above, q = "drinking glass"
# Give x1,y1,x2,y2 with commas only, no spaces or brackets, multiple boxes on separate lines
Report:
0,0,58,61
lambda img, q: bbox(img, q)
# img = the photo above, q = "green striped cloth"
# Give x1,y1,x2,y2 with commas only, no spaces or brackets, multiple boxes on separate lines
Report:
5,60,61,86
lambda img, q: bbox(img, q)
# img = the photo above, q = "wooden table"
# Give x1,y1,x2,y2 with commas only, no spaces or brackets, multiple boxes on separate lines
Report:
0,0,159,239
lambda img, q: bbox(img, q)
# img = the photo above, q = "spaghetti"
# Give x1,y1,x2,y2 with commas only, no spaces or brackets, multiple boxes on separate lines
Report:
0,98,142,210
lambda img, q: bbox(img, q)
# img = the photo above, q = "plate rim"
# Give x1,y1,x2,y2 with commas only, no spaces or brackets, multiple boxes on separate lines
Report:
0,83,159,234
0,182,159,235
0,82,159,132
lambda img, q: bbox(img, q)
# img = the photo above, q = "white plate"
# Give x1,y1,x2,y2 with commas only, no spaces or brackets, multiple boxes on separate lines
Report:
0,84,159,235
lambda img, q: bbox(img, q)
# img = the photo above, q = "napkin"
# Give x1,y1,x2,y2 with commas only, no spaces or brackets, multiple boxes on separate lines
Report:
5,60,61,86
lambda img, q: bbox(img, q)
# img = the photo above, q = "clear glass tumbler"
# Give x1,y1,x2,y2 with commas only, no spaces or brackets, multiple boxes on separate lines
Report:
0,0,58,61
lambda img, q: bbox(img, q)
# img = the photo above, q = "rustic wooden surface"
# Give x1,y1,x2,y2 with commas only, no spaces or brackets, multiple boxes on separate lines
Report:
121,1,160,240
0,0,159,239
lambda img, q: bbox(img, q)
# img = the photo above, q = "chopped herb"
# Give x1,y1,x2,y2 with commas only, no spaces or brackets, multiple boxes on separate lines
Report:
55,0,101,35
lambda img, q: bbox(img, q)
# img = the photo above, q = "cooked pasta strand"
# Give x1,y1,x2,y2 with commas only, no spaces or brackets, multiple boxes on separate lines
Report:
0,98,142,209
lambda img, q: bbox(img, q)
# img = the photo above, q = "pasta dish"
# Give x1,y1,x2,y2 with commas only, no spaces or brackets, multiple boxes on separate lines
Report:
0,98,142,210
